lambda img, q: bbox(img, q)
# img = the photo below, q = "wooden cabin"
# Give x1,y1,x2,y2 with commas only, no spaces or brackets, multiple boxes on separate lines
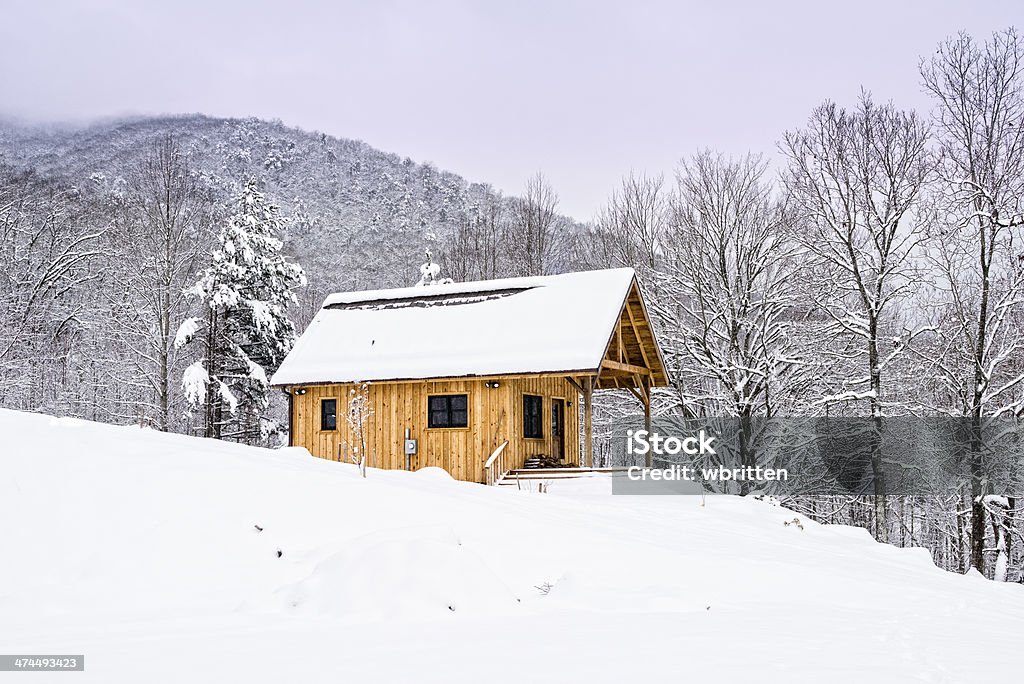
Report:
270,268,669,483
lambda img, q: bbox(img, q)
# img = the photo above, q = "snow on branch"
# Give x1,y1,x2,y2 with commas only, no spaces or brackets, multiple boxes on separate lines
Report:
181,361,209,407
174,317,200,350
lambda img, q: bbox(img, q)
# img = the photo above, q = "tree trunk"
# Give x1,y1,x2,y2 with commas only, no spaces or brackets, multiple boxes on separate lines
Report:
868,321,887,543
969,216,992,575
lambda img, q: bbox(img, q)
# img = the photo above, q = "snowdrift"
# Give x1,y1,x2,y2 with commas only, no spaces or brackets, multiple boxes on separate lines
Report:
2,408,1022,683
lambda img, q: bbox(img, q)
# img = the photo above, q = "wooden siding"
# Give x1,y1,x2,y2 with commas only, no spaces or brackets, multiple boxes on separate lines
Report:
289,375,581,483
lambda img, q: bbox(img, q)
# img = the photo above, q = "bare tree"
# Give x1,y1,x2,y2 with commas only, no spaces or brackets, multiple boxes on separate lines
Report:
438,185,506,281
107,134,215,431
590,172,668,274
346,382,373,476
0,171,104,365
921,29,1024,576
0,169,105,408
506,172,563,276
573,173,672,462
782,92,933,542
656,152,806,422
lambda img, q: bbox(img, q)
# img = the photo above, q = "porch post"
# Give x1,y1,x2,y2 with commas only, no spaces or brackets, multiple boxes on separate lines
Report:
583,375,593,468
642,378,652,468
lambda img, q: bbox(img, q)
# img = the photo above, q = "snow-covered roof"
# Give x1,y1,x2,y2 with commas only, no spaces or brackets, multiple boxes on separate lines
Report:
271,268,665,386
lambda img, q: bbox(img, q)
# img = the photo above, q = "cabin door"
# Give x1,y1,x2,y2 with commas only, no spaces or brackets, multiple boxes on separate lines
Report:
551,399,565,462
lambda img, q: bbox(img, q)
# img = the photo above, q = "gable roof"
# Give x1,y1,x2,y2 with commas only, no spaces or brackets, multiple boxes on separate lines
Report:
270,268,668,387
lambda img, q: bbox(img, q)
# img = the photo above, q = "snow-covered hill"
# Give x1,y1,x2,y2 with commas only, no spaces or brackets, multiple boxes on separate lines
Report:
3,408,1022,683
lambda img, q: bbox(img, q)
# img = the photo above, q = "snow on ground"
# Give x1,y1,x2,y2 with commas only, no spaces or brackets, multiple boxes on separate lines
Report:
2,408,1023,683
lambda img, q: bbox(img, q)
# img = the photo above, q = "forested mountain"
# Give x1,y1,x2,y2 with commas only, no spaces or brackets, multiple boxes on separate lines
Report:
0,114,583,321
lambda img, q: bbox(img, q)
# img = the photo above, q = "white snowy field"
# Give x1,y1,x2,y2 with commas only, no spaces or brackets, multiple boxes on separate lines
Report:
2,409,1022,683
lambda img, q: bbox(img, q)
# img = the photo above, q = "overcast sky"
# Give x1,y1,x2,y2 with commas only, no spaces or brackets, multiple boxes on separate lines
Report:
1,1,1021,220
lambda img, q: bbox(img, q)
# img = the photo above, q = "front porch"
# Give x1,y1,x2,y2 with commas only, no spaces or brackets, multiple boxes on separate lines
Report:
483,282,668,484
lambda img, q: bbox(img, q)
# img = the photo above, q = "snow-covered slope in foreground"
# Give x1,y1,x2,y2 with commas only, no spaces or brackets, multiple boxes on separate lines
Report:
2,409,1022,683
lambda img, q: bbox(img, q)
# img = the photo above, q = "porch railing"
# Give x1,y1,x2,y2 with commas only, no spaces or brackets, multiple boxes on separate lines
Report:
484,440,510,486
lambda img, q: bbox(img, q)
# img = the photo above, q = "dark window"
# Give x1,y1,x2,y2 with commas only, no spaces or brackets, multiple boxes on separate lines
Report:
428,394,468,428
321,398,337,431
523,394,543,439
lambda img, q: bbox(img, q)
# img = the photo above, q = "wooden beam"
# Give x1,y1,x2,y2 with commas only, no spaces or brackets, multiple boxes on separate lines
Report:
624,385,644,405
602,359,649,376
583,375,593,468
565,376,584,394
628,277,670,387
632,373,649,401
643,377,652,468
624,292,652,372
594,287,633,387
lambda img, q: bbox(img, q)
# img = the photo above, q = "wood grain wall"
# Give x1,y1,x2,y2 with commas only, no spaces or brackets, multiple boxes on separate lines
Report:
287,375,581,483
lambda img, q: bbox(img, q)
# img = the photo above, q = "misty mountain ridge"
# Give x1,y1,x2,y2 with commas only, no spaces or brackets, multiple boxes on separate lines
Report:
0,113,584,314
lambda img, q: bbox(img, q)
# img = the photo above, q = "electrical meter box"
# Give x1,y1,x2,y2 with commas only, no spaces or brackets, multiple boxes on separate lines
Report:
404,439,417,455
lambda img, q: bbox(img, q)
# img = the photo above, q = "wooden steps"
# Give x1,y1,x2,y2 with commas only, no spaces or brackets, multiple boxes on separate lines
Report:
496,467,623,485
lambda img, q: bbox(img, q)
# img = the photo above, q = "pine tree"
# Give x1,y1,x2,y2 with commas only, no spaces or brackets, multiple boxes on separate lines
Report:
177,180,306,443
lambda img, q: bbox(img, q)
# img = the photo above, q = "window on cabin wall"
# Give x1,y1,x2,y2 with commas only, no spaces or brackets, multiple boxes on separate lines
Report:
523,394,543,438
321,398,337,431
428,394,468,428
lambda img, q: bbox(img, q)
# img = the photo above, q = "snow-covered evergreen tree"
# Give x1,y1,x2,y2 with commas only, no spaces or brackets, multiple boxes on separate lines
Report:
177,180,306,443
